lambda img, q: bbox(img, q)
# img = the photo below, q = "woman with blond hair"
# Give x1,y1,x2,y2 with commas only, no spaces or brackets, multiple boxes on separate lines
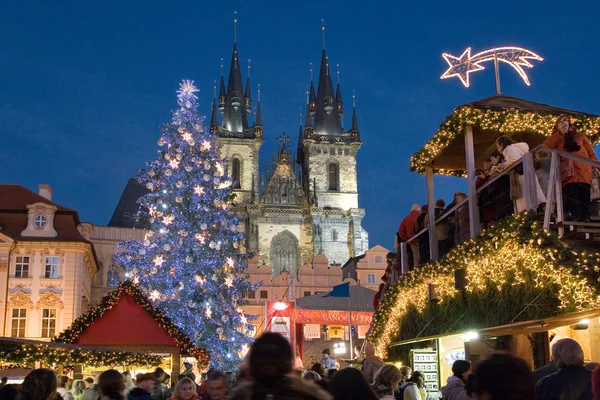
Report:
544,115,598,222
371,365,401,400
167,377,198,400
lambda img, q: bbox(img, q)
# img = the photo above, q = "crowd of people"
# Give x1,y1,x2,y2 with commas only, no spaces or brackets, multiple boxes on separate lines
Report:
5,333,600,400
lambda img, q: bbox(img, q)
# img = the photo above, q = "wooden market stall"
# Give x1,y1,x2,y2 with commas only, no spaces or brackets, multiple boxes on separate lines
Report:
54,281,209,377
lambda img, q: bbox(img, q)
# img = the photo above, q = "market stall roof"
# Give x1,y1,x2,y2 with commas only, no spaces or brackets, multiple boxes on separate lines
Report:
295,285,376,312
54,281,210,368
409,95,600,176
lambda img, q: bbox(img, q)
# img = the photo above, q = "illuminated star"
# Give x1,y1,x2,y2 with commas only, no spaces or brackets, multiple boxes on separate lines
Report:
240,314,248,325
225,276,234,287
205,305,212,319
153,255,165,267
162,215,174,226
195,233,206,245
194,185,204,196
132,276,140,285
149,290,160,301
195,275,207,285
201,140,212,151
182,132,193,142
226,257,235,269
169,159,180,169
177,80,199,98
440,47,484,87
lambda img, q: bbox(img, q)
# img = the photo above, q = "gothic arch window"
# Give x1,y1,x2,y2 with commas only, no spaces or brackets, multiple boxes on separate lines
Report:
232,158,242,189
270,231,299,277
328,161,339,191
107,265,120,288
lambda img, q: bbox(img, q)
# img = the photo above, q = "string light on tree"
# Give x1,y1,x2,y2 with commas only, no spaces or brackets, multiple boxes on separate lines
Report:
114,80,256,370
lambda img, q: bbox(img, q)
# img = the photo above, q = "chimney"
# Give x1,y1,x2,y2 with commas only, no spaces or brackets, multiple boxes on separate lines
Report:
39,184,53,201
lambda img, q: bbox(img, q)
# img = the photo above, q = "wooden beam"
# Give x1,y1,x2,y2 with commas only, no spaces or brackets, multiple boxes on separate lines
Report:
522,152,536,212
464,125,480,237
426,166,438,261
543,152,558,229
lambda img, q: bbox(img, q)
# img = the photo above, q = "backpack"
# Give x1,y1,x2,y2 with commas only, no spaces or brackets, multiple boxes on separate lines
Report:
394,382,415,400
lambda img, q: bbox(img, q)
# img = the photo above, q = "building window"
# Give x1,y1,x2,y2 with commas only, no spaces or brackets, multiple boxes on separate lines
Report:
367,273,376,284
34,215,47,228
248,290,256,299
44,257,60,279
332,230,338,241
375,256,383,263
41,309,56,338
303,291,311,297
328,162,339,191
107,266,120,287
15,256,30,278
11,309,26,337
260,290,268,299
232,158,241,189
270,231,299,276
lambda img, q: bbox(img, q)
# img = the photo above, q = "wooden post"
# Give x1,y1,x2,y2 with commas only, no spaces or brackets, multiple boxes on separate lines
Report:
543,152,558,229
522,152,536,212
426,166,439,261
554,155,565,237
400,242,409,274
172,349,181,378
464,125,481,237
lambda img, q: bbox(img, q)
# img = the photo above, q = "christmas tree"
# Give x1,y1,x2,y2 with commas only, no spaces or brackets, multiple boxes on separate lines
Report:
115,80,254,370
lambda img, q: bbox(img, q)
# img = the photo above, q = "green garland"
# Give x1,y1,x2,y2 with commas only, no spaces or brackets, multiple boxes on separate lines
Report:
55,281,210,368
368,213,600,359
410,106,600,175
0,340,162,368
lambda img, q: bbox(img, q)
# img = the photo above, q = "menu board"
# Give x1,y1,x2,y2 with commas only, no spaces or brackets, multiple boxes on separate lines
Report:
411,349,440,394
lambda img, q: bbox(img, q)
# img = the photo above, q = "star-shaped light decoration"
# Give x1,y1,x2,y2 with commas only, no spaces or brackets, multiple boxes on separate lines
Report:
182,131,193,142
194,185,204,196
440,47,484,88
169,267,176,276
148,207,160,218
132,276,140,285
195,233,206,245
153,255,165,267
177,79,199,99
149,290,161,301
205,305,212,319
195,274,207,285
169,159,180,169
224,276,234,287
162,215,175,226
201,140,212,152
240,314,248,325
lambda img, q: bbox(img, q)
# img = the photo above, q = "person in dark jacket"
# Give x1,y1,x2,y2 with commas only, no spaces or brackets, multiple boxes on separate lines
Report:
537,338,592,400
533,362,558,383
469,353,534,400
441,360,471,400
128,374,155,400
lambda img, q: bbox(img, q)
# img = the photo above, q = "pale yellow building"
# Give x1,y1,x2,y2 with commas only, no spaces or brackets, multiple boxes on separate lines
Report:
342,245,391,291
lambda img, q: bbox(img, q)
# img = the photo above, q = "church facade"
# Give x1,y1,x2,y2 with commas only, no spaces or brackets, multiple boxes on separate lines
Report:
210,39,369,275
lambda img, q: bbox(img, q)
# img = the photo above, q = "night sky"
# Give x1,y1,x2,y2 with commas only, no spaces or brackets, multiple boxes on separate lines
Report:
2,0,599,250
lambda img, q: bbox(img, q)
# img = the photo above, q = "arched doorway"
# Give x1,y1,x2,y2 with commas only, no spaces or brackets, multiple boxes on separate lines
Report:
270,231,299,276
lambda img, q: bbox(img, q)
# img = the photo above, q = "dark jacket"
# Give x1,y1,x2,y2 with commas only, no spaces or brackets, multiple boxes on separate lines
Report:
80,386,100,400
534,362,558,383
128,388,154,400
228,376,332,400
536,366,592,400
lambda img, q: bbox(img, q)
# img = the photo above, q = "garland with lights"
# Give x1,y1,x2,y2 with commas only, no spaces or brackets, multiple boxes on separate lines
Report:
0,340,162,369
55,281,210,368
410,106,600,175
367,213,600,360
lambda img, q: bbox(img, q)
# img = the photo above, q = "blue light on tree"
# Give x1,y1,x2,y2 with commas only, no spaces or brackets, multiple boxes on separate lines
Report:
115,80,255,371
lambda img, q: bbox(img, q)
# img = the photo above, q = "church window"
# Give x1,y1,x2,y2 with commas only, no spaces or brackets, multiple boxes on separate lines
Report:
328,162,339,191
344,149,349,155
270,231,299,276
323,149,327,154
316,149,321,154
337,148,343,155
232,158,241,189
332,230,338,241
107,265,120,287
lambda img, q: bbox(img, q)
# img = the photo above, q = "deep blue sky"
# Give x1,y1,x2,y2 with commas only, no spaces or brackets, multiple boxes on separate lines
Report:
2,0,599,250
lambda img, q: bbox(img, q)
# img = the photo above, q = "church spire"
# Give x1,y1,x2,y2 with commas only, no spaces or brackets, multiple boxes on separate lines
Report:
254,84,263,137
350,90,360,139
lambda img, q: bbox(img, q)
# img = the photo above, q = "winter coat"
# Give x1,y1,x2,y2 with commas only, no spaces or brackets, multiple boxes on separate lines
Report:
59,388,75,400
81,386,101,400
545,131,598,185
440,376,471,400
398,210,421,245
128,388,154,400
362,357,385,384
398,382,425,400
503,142,529,167
536,366,592,400
320,355,336,370
534,362,558,383
227,376,332,400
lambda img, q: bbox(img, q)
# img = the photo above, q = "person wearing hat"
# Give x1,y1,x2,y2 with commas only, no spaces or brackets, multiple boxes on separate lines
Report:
320,348,336,370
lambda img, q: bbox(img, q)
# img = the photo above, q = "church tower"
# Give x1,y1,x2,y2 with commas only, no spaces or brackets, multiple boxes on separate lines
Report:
298,45,368,265
211,37,263,205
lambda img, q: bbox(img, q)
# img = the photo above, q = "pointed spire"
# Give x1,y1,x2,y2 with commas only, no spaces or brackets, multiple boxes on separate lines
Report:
312,48,342,135
210,81,219,133
245,75,252,115
254,84,263,137
350,90,359,135
219,73,226,113
304,102,312,130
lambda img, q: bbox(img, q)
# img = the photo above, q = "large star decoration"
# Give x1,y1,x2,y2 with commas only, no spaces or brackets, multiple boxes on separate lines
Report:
194,185,205,196
182,132,193,142
440,47,484,87
149,290,161,301
169,159,180,169
201,140,212,151
162,215,174,226
224,276,234,287
177,80,199,98
153,255,165,267
240,314,248,325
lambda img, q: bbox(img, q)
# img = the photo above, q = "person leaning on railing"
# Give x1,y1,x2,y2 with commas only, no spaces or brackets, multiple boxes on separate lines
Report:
544,115,598,222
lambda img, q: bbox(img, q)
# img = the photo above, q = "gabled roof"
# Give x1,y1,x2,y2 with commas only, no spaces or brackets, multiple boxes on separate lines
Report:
410,95,600,175
55,281,210,367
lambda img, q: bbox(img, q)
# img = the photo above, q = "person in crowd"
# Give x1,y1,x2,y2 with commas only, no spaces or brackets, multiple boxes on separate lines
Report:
128,373,155,400
534,361,558,383
537,338,592,400
151,369,168,400
374,283,384,310
415,205,430,264
469,353,535,400
440,360,471,400
382,252,395,283
0,383,19,400
488,150,513,220
454,192,470,243
98,370,125,400
320,348,336,370
329,367,378,400
477,157,496,227
535,150,552,199
166,377,198,400
165,375,186,399
362,343,385,384
592,364,600,400
72,380,87,400
81,376,101,400
58,375,75,400
0,377,8,388
228,332,331,400
398,371,426,400
310,363,325,376
435,199,453,257
327,369,337,380
397,204,422,269
17,368,57,400
544,114,599,222
202,371,227,400
393,367,413,399
496,135,546,213
122,372,135,395
371,365,401,400
303,371,321,383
